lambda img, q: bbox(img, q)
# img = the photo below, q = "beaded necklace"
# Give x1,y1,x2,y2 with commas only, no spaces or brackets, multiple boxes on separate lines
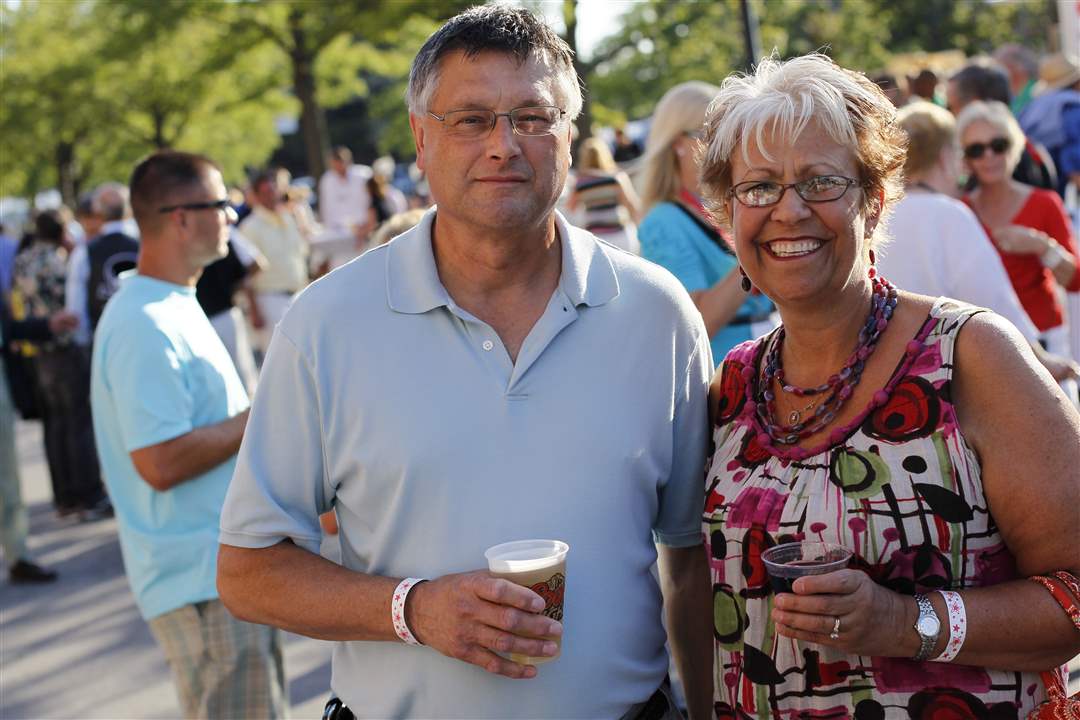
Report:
755,275,898,446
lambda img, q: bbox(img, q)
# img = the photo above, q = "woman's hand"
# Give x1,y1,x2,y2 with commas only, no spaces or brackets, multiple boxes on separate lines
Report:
771,569,915,657
992,225,1052,255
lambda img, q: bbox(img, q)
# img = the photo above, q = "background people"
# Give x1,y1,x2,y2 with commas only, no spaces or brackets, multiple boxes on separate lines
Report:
699,52,1080,718
638,81,775,365
567,136,642,253
90,150,286,719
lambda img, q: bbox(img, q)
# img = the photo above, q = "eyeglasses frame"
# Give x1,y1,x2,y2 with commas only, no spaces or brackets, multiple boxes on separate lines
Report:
426,105,568,138
728,175,862,208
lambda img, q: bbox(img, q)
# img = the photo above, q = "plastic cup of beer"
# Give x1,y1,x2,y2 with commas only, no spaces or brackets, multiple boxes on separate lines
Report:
484,539,569,665
761,541,853,594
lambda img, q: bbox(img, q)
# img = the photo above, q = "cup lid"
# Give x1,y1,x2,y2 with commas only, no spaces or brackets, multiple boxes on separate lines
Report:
484,539,569,573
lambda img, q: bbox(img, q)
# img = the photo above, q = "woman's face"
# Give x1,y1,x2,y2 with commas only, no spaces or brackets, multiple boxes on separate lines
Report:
961,119,1012,186
728,120,877,307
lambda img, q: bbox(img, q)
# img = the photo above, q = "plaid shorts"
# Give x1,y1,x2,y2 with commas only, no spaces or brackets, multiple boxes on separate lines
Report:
148,599,288,719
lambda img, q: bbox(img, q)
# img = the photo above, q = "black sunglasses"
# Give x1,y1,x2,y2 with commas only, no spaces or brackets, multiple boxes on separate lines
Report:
158,199,231,213
963,137,1010,160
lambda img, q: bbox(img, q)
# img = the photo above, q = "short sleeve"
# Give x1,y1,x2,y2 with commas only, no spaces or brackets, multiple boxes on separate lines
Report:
103,321,194,452
639,206,712,292
653,329,713,547
219,327,327,554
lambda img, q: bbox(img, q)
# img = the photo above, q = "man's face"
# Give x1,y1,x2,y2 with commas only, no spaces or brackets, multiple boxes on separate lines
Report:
179,169,232,268
945,80,965,116
330,157,348,176
410,49,572,235
255,176,283,209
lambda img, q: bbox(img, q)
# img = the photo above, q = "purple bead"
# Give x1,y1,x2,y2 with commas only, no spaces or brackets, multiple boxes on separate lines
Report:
873,390,890,406
819,411,836,423
838,385,853,400
876,318,888,331
906,340,922,354
762,390,775,402
883,305,893,319
756,432,771,446
829,429,846,445
740,366,754,380
839,366,852,380
857,346,871,360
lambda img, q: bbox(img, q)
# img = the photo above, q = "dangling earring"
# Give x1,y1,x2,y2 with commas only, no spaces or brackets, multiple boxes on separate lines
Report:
739,266,752,292
867,248,877,279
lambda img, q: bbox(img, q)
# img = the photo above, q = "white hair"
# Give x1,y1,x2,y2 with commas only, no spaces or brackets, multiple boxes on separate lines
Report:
955,100,1026,172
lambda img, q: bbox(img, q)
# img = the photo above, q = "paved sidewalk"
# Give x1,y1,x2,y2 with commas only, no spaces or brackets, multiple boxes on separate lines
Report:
0,420,334,719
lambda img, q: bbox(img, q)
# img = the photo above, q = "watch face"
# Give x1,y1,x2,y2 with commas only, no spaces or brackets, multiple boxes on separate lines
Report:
917,615,940,637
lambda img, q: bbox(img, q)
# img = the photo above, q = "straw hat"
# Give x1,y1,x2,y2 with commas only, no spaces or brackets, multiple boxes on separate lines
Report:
1036,53,1080,93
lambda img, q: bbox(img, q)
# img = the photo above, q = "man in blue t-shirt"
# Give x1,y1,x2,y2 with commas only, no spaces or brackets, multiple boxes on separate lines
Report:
90,151,286,719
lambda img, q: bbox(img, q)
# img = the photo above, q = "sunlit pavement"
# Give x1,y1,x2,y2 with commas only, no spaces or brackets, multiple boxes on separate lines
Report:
1,419,334,719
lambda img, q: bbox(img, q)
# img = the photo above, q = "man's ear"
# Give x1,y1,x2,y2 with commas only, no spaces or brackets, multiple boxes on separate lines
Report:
410,114,427,172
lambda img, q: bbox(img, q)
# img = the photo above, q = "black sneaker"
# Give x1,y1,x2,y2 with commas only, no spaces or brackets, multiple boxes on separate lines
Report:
9,560,58,584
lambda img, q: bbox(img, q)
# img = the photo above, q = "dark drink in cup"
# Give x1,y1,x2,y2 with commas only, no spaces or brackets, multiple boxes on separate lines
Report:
762,542,853,594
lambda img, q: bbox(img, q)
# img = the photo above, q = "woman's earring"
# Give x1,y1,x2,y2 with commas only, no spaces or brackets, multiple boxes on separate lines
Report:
868,248,877,279
739,266,752,292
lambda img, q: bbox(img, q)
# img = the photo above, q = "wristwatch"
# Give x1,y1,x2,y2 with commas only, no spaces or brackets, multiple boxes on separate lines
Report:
913,593,941,661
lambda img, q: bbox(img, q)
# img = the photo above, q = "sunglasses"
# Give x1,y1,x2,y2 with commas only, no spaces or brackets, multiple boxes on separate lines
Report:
963,137,1010,160
158,199,232,213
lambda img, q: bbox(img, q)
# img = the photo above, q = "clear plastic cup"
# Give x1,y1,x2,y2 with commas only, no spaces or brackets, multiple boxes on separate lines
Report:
761,541,853,593
484,540,569,664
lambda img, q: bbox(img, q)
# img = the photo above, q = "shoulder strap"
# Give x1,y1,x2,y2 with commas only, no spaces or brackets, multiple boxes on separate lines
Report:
671,202,735,256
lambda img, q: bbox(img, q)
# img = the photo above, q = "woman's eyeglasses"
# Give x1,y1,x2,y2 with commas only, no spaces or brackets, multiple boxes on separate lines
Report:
729,175,860,208
963,137,1010,160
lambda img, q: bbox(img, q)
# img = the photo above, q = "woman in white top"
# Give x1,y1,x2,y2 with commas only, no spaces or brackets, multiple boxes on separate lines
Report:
880,101,1080,383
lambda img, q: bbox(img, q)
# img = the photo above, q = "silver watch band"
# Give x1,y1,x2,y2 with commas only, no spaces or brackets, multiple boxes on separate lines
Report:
913,593,938,661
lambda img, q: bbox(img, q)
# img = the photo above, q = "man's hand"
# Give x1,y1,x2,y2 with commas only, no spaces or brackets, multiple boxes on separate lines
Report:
405,570,562,679
47,310,79,335
1032,343,1080,382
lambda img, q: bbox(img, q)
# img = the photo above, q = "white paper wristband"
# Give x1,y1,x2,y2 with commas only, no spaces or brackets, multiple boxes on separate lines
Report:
391,577,427,646
932,590,967,662
1041,241,1071,270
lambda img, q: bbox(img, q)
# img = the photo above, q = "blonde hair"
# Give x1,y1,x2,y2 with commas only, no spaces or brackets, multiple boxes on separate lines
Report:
955,100,1025,173
369,208,428,248
577,137,617,173
639,81,720,211
896,101,956,177
699,53,907,246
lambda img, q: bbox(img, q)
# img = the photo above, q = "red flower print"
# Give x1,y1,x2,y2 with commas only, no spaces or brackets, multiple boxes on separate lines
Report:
863,376,941,443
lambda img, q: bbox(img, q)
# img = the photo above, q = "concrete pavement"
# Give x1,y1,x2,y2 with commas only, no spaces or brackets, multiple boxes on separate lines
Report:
0,419,333,719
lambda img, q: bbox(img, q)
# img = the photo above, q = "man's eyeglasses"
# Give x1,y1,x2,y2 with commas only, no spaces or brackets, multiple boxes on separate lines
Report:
158,199,232,213
963,137,1010,160
729,175,860,208
427,105,567,138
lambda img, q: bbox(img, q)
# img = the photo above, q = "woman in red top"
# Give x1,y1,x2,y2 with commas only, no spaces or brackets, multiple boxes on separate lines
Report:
958,101,1079,330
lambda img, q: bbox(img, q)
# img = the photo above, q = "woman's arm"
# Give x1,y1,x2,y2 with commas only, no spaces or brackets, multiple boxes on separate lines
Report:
614,172,643,223
772,313,1080,670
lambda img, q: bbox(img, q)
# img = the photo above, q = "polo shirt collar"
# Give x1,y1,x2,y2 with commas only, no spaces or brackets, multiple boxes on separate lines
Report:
386,208,620,315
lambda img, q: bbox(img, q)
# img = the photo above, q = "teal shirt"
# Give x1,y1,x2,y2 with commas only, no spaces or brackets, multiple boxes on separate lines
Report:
91,274,249,620
639,201,773,365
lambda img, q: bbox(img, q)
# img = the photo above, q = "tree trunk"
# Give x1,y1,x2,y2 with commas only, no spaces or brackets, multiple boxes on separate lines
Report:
563,0,592,162
289,8,328,180
56,141,77,208
152,107,168,149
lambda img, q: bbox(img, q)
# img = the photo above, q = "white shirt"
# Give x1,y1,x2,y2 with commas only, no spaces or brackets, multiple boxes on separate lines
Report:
880,192,1039,342
318,165,372,232
237,206,308,293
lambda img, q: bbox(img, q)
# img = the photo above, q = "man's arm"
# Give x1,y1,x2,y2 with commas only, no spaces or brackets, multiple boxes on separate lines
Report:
217,540,561,679
658,544,713,720
130,409,248,492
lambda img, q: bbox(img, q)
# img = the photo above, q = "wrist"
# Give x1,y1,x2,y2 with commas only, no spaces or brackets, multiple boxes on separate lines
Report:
1041,241,1070,270
401,578,429,645
393,577,428,645
894,593,922,657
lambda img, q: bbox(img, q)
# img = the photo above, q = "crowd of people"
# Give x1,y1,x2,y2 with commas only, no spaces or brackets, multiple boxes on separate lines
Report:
1,4,1079,719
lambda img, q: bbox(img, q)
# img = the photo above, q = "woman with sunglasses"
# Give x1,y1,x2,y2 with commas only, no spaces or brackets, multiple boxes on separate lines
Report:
696,54,1080,717
958,100,1080,402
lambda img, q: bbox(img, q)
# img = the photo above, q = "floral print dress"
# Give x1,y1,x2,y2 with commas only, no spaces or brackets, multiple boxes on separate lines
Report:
703,299,1048,719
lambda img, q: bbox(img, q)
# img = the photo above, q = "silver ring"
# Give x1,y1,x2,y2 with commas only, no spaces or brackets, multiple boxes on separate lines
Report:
829,616,841,640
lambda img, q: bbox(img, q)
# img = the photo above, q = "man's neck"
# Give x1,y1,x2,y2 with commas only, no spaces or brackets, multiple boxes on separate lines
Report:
135,237,200,287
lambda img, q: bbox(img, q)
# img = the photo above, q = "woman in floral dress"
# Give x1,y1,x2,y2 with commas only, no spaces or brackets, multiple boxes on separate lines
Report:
696,54,1080,718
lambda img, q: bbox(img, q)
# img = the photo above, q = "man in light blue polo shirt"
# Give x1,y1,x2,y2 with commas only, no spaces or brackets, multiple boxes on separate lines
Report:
217,7,714,719
91,151,286,719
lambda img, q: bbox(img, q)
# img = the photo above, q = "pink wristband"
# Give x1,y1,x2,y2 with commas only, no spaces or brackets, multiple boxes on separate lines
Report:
391,578,427,646
932,590,966,662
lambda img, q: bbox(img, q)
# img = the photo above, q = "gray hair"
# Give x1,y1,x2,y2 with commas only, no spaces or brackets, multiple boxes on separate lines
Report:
955,100,1026,172
92,182,131,221
406,5,582,120
699,53,906,245
994,44,1039,79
